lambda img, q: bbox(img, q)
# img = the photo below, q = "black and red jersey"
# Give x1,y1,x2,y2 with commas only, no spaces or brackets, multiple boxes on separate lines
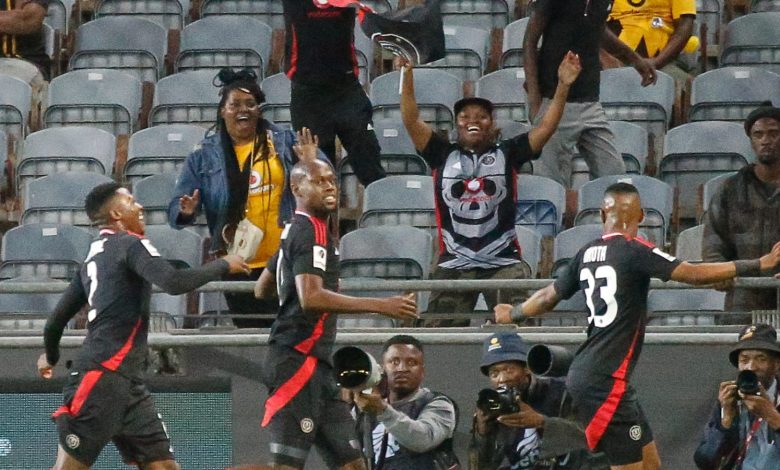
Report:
270,211,339,363
554,233,681,380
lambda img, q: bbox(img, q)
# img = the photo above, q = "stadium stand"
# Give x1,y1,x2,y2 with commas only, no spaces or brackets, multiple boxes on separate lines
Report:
701,171,738,222
751,0,780,12
500,17,529,68
125,124,206,185
514,225,542,278
150,69,221,128
258,72,292,128
419,24,490,81
552,224,604,277
571,121,648,190
45,0,75,34
0,75,32,150
515,174,566,238
95,0,190,30
721,12,780,74
354,22,374,86
200,0,284,29
475,67,528,122
21,172,113,228
339,225,433,280
440,0,510,29
0,222,91,281
338,277,401,328
689,67,780,122
675,224,704,262
647,289,724,325
358,175,437,243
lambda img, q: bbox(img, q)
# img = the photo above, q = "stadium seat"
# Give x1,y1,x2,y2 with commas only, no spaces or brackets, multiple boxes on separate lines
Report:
419,25,490,81
354,22,374,86
440,0,510,30
201,0,284,29
570,121,648,190
694,0,720,47
44,69,143,136
0,131,7,194
95,0,189,30
689,67,780,122
475,68,528,122
515,174,566,238
514,225,542,278
660,121,754,219
495,120,531,139
70,17,167,83
721,12,780,75
133,173,177,226
21,172,113,228
340,225,433,280
500,18,529,68
0,223,91,281
125,124,205,185
259,73,292,128
675,224,703,262
371,69,462,132
752,0,780,12
358,175,436,240
176,16,273,79
574,175,673,246
338,277,401,328
372,119,419,157
0,282,61,330
701,171,737,221
0,75,32,149
552,224,603,276
150,70,221,128
648,289,724,326
18,127,116,193
45,0,75,34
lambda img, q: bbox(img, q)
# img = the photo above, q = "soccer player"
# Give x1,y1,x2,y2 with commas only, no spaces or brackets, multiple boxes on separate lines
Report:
250,159,418,470
37,183,249,470
494,182,780,470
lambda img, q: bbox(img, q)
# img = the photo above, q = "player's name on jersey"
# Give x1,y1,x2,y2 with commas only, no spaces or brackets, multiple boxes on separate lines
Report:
583,245,608,264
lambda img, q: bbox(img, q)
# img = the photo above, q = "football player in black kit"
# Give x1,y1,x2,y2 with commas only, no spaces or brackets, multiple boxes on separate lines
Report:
494,182,780,470
37,182,249,470
246,159,418,470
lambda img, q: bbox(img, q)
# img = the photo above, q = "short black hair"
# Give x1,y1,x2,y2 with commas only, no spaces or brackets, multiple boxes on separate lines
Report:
382,334,423,355
604,182,639,197
85,182,122,223
745,100,780,135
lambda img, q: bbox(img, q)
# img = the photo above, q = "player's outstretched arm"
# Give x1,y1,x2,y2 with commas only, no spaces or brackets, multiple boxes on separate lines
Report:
494,284,560,324
295,273,418,321
671,241,780,285
39,276,87,378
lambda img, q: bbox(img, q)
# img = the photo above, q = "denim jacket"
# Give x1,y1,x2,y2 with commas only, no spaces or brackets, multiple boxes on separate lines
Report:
167,123,328,253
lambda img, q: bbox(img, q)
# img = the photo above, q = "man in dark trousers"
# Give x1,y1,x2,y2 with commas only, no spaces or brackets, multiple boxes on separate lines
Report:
37,183,249,470
250,160,418,469
494,182,780,469
282,0,386,186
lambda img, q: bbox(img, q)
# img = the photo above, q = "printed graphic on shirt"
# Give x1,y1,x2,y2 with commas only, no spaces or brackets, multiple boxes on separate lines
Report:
509,428,541,470
371,423,401,463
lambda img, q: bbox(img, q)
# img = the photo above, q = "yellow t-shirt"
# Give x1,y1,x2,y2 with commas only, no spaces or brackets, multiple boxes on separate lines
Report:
234,137,284,269
609,0,696,58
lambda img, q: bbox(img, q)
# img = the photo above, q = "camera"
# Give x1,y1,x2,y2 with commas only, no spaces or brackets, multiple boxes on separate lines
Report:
332,346,383,392
476,386,521,419
527,344,574,378
736,370,760,396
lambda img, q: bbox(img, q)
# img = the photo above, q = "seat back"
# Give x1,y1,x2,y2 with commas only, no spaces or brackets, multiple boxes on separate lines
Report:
675,224,704,262
21,172,114,227
0,74,32,148
0,223,92,281
515,174,566,237
201,0,284,29
259,73,292,128
151,70,222,127
133,173,178,226
476,68,528,122
689,67,780,122
339,226,433,280
500,18,529,68
552,224,603,276
647,289,724,325
358,175,436,237
721,12,780,74
125,124,205,184
419,25,490,81
514,225,542,278
571,121,648,189
354,22,374,86
702,171,738,220
96,0,188,30
440,0,510,29
45,0,74,33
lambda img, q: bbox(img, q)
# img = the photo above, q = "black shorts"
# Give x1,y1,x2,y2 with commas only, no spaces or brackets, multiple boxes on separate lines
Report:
567,371,653,466
262,350,362,469
53,369,173,466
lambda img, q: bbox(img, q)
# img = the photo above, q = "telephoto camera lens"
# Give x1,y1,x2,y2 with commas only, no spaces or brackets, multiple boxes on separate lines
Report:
736,370,761,396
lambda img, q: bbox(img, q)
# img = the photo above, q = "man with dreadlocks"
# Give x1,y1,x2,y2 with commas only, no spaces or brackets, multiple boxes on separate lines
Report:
168,68,329,328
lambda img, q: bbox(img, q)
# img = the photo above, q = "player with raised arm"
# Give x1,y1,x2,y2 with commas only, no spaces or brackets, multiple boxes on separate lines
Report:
494,182,780,470
37,182,248,470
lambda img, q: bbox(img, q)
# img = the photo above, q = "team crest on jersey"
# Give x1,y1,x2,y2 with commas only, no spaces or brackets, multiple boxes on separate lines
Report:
65,434,81,449
480,154,496,166
300,418,315,433
629,425,642,441
313,246,327,271
249,170,262,190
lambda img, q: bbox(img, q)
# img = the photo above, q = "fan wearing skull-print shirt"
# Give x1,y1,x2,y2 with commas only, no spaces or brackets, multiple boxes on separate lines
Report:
399,54,581,324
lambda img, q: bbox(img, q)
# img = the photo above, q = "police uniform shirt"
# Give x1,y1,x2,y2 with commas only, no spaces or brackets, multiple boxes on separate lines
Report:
270,211,339,363
553,234,681,379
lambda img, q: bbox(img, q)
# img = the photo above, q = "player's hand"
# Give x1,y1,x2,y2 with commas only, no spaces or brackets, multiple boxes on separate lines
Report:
293,127,320,162
557,51,582,87
497,401,545,429
493,303,513,324
37,353,54,379
379,293,417,320
718,380,738,427
633,57,657,86
353,390,387,415
178,189,200,217
759,241,780,272
222,254,250,275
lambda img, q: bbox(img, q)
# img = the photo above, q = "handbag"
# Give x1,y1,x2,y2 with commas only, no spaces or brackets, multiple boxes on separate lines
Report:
223,217,264,262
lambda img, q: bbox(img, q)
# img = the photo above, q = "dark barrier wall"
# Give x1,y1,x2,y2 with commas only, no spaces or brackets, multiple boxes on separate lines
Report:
0,332,741,469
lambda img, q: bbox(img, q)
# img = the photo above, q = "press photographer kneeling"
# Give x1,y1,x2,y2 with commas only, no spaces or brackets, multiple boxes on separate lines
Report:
471,332,606,469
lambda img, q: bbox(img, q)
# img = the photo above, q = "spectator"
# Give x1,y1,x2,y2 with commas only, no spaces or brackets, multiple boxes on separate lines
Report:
168,68,326,328
470,332,599,469
694,323,780,469
399,52,581,327
606,0,696,85
282,0,386,186
523,0,656,188
703,101,780,317
353,334,459,469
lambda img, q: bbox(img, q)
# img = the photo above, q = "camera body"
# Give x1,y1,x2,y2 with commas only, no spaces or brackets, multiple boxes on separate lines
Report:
736,370,761,396
476,386,521,419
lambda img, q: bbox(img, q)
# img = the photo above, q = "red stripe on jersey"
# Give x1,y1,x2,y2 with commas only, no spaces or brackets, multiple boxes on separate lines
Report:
601,232,626,240
52,369,104,418
584,328,641,449
295,210,328,246
100,318,142,371
432,168,446,255
294,313,330,354
261,355,318,427
633,237,655,248
511,167,523,258
287,26,299,79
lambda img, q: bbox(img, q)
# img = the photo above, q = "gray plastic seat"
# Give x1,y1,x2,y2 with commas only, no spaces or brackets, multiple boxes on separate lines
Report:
571,121,648,190
752,0,780,12
150,70,222,128
0,280,62,329
176,16,272,79
125,124,205,184
575,175,673,246
45,0,75,33
694,0,721,46
419,25,490,81
516,174,566,238
552,224,603,276
675,224,703,262
496,120,531,139
338,277,400,328
0,131,6,194
721,12,780,75
1,223,92,281
476,68,528,122
259,73,292,128
0,74,32,148
21,172,113,227
133,173,178,226
647,289,724,326
702,171,737,221
44,69,142,136
514,225,542,278
441,0,510,29
689,67,780,122
371,69,462,132
18,127,116,192
354,22,374,86
340,226,433,280
500,18,529,68
201,0,284,29
96,0,189,30
358,175,436,240
660,121,754,219
70,17,167,82
373,119,419,157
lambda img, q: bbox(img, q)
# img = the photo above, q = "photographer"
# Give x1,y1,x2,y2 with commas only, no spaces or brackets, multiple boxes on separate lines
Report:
471,332,598,470
694,324,780,469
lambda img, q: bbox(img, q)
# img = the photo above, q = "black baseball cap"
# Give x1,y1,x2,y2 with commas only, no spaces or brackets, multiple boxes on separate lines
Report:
744,101,780,135
454,97,494,117
729,323,780,367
